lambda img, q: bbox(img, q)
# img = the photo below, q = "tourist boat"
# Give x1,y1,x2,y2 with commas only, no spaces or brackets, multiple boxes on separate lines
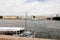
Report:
0,27,25,35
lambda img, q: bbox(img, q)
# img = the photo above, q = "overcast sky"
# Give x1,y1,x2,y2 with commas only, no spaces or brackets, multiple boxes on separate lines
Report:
0,0,60,16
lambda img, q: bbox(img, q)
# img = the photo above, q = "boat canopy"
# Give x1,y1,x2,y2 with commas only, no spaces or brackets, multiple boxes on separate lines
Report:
0,27,25,31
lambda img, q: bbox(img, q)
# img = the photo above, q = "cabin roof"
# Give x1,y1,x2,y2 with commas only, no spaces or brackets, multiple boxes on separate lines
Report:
0,27,25,31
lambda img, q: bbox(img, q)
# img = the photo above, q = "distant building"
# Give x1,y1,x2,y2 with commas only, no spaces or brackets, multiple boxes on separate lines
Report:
31,16,49,20
3,16,19,19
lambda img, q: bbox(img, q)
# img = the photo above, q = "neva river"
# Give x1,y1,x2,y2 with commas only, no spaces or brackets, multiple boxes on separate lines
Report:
0,19,60,39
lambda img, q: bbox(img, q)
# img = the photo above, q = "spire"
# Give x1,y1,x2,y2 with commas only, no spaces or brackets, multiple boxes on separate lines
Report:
56,13,59,17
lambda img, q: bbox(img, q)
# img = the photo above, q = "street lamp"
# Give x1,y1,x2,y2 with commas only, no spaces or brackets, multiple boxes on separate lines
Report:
25,12,28,31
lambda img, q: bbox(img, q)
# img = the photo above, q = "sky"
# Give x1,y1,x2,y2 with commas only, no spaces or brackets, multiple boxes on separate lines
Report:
0,0,60,16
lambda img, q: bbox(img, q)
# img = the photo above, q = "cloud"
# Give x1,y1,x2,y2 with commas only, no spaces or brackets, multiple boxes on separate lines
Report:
24,0,60,16
0,0,60,16
24,0,46,3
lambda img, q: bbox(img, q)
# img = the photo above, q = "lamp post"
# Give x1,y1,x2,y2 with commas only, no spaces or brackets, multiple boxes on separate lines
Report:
25,12,28,31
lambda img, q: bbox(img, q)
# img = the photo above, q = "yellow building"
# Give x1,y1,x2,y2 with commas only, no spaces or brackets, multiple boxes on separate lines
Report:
3,16,19,20
32,16,49,20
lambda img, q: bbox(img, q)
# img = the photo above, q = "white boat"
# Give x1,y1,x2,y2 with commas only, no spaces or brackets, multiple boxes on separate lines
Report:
0,27,25,35
0,27,25,31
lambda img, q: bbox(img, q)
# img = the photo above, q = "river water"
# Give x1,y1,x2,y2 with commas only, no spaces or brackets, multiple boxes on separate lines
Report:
0,19,60,39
